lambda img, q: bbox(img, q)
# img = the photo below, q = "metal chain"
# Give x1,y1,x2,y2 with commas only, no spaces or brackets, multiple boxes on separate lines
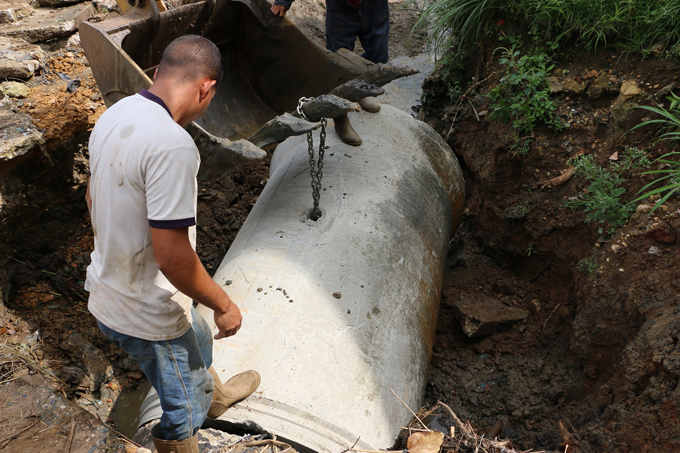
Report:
298,97,326,221
307,118,326,221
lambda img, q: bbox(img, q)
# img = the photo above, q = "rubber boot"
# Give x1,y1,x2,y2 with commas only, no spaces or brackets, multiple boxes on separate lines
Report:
207,367,261,418
358,96,381,113
151,424,199,453
332,113,362,146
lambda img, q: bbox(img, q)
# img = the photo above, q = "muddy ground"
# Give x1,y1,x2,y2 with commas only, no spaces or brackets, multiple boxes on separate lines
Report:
1,1,680,452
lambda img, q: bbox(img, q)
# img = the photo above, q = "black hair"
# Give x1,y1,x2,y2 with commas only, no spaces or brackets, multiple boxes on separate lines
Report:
156,35,223,85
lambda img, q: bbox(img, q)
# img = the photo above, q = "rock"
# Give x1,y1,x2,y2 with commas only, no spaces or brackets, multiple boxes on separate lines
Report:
656,82,677,99
561,78,586,95
645,222,676,243
126,371,143,380
450,295,529,338
0,80,29,98
0,37,43,79
329,79,385,102
0,108,44,161
0,58,39,78
16,372,49,386
547,76,564,93
61,333,114,392
620,80,641,97
648,246,662,256
66,30,81,47
92,0,118,12
0,1,32,24
0,2,94,43
587,74,620,100
38,0,84,6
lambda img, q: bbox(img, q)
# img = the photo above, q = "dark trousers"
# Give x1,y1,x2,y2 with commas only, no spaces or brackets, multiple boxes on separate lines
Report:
325,0,390,64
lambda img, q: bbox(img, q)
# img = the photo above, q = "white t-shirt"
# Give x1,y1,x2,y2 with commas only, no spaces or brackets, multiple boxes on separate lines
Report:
85,92,200,341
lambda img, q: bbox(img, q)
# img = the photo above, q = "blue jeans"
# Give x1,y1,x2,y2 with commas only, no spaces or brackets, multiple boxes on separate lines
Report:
97,307,214,441
325,0,390,64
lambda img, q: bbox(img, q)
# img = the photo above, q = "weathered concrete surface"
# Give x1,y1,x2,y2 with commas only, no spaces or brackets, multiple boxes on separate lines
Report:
0,0,32,24
0,381,125,452
0,3,93,43
0,107,44,161
451,295,529,338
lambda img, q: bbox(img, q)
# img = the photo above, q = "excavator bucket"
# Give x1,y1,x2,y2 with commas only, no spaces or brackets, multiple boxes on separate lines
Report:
79,0,378,175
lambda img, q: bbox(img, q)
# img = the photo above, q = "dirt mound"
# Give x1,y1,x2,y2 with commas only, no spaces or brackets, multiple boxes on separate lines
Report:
422,42,680,451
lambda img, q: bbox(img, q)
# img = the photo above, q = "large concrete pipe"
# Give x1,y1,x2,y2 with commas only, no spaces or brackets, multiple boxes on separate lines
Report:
137,105,464,451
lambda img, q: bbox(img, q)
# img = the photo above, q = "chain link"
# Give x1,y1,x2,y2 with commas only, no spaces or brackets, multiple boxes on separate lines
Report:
298,97,326,221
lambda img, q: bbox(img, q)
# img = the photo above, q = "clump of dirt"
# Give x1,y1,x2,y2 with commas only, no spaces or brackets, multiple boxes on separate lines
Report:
19,52,106,147
421,37,680,451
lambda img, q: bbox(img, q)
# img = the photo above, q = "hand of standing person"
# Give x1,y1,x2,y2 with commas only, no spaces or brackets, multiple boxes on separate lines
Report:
150,226,242,339
270,4,287,17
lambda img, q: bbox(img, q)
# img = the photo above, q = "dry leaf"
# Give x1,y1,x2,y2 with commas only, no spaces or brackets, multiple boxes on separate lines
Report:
609,151,619,161
407,431,444,453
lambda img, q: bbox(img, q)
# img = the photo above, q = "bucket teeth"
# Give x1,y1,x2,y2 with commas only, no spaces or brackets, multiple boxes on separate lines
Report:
248,113,321,148
188,123,267,179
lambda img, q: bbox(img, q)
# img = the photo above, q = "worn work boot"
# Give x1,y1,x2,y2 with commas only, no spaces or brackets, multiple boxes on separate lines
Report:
358,96,381,113
207,367,261,418
151,424,199,453
332,113,362,146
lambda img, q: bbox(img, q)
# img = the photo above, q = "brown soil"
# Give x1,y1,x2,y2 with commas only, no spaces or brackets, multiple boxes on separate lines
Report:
420,41,680,451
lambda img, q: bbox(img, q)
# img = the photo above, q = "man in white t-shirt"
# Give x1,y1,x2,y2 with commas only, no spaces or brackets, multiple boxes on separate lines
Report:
85,35,260,452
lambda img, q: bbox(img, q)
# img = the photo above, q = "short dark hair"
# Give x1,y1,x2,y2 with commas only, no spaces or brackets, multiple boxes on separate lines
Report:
156,35,223,85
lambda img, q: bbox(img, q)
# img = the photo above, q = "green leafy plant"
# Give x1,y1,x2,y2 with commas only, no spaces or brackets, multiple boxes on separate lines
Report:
567,150,651,231
577,257,597,273
505,201,529,220
629,93,680,212
489,47,562,155
525,244,535,256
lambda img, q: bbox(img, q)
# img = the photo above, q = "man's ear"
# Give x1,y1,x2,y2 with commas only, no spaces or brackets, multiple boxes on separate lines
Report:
199,79,218,101
153,67,159,81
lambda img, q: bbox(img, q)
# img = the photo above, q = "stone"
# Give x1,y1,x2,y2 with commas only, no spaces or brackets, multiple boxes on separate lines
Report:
61,333,115,392
587,74,620,100
547,76,564,93
561,78,587,95
330,79,385,102
0,2,94,43
656,82,677,99
0,108,44,161
0,1,32,24
645,222,676,243
0,36,44,79
620,80,641,97
38,0,84,6
0,80,29,98
92,0,118,12
451,295,529,338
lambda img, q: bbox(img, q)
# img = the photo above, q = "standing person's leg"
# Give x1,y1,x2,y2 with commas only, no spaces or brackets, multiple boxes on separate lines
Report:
97,318,213,443
358,0,390,64
326,0,361,53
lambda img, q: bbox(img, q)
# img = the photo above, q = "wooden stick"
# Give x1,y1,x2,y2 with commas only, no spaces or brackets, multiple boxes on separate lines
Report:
390,389,430,431
436,401,470,436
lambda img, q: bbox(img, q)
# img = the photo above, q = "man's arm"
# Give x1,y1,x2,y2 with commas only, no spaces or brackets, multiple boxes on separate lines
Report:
85,178,92,216
150,226,242,339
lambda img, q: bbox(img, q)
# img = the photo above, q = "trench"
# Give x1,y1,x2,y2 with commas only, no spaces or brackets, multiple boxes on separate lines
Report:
2,3,674,451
